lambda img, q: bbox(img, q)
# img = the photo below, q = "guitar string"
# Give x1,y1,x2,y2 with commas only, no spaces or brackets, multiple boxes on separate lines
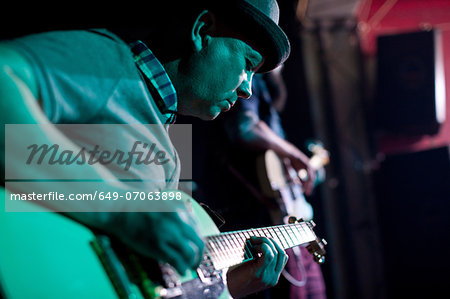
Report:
203,222,315,270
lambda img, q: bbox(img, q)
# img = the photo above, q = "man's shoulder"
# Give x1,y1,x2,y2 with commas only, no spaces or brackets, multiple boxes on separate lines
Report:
0,44,39,99
5,29,132,73
8,29,124,47
1,29,140,123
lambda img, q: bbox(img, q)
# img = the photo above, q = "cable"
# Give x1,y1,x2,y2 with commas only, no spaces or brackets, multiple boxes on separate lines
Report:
281,246,308,287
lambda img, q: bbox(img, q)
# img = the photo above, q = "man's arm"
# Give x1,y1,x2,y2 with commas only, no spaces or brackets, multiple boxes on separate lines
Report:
0,46,204,274
231,111,316,195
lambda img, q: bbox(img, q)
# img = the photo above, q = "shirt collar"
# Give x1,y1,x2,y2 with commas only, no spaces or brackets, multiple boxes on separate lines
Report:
130,40,177,124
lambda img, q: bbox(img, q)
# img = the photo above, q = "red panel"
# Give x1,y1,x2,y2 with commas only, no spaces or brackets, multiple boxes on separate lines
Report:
357,0,450,154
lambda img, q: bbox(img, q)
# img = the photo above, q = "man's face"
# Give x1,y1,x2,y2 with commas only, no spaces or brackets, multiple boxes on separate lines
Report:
177,37,263,120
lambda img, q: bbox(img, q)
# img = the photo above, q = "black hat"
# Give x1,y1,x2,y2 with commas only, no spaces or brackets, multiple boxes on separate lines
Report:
233,0,291,73
207,0,290,73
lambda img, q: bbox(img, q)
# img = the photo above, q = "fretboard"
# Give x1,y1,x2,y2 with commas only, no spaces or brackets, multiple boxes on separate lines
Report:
205,222,316,270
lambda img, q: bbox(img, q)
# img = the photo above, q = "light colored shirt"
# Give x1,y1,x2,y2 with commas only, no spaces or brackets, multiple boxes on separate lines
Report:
6,29,181,191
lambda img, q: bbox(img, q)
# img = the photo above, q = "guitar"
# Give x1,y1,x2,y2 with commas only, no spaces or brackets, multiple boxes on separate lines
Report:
0,188,326,299
256,143,329,224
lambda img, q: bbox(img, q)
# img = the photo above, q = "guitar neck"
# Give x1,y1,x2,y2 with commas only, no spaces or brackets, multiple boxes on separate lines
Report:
205,222,317,270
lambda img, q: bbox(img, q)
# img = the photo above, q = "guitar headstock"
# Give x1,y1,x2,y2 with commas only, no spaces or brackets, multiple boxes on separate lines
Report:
306,238,327,264
307,141,330,171
288,217,327,264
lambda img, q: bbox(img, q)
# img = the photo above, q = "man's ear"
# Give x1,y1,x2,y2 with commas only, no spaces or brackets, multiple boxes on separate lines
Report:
191,10,216,52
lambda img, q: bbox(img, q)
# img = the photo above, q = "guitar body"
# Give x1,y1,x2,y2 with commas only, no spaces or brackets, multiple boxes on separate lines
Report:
257,150,314,223
0,188,231,299
0,188,118,299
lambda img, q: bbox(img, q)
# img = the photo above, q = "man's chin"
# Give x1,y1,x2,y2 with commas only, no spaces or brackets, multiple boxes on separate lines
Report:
198,109,221,121
200,113,219,121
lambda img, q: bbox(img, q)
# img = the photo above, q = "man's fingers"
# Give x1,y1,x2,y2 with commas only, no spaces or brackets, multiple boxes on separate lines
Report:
250,236,277,265
248,237,288,286
271,238,288,273
260,242,275,263
162,243,190,274
168,213,205,269
299,166,316,196
175,208,205,253
168,235,204,270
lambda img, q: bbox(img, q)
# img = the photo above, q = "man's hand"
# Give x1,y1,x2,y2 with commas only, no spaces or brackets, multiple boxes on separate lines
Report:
235,118,316,196
227,236,288,298
107,207,205,275
68,198,205,276
278,139,316,196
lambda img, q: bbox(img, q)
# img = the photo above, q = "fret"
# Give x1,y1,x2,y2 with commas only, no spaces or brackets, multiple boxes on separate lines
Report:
279,225,295,249
286,225,301,245
226,233,243,260
215,236,229,261
225,234,242,266
237,232,247,245
264,228,272,238
229,233,240,250
277,226,291,249
209,235,237,269
205,243,223,266
235,235,247,260
221,234,232,251
205,221,320,271
207,237,224,269
257,228,267,238
274,226,290,249
297,222,315,242
235,232,246,247
268,227,283,247
221,235,236,258
237,234,247,249
206,239,218,259
211,236,223,259
209,236,226,263
265,227,277,241
298,222,314,240
266,227,283,248
248,228,258,238
262,228,271,240
280,226,295,248
294,223,307,241
292,224,307,243
305,223,316,240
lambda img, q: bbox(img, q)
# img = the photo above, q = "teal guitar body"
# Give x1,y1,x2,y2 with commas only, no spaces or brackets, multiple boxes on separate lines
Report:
0,188,325,299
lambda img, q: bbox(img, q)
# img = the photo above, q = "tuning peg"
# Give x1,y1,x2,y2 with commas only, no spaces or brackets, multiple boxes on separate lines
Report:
288,216,297,224
288,217,306,224
313,252,326,264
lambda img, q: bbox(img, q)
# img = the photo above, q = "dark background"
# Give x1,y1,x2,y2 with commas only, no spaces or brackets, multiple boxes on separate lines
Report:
2,1,450,298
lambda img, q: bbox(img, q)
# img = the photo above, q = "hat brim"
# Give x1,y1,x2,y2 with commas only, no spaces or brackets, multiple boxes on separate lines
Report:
237,1,290,73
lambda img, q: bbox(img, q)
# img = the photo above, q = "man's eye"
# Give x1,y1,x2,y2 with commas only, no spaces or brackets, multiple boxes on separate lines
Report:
246,59,254,71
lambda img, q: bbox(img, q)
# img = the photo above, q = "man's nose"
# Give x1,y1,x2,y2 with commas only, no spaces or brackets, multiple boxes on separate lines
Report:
237,79,252,99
